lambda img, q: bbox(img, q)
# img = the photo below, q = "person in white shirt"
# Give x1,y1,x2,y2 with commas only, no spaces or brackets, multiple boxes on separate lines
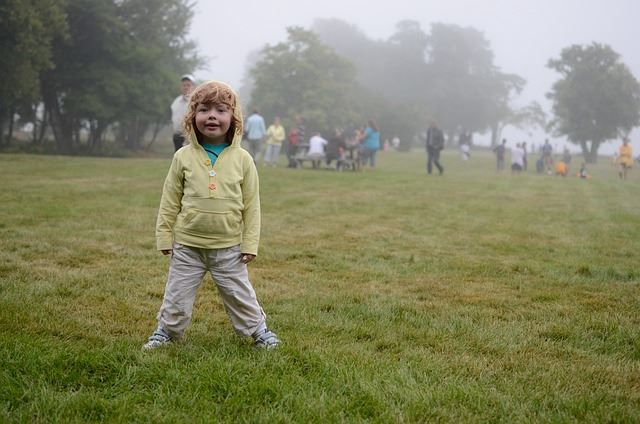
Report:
307,132,328,169
511,143,525,174
391,136,400,150
460,142,470,161
170,74,195,152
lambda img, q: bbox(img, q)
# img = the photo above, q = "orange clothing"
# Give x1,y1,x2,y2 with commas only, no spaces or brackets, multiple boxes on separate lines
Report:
619,144,633,167
555,160,568,176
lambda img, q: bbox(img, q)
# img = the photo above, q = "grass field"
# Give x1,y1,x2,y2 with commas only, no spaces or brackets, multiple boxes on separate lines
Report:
1,149,639,423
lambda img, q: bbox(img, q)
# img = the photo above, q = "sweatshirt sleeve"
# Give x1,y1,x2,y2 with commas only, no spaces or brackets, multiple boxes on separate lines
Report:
155,155,184,250
240,156,261,255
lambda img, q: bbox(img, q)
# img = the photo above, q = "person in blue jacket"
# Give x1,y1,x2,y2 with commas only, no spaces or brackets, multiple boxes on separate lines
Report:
359,120,380,168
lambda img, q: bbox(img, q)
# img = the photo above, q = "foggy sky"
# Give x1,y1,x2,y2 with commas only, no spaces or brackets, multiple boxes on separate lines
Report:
189,0,640,154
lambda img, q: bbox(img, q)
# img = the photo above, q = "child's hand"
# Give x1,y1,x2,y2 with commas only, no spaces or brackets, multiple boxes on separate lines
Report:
241,253,255,264
161,249,172,256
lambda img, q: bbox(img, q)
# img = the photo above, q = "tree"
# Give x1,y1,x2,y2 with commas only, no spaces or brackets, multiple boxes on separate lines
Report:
425,23,525,144
264,19,526,149
38,0,200,154
312,18,429,147
492,101,547,144
114,0,201,151
547,43,640,162
249,27,361,134
0,0,67,145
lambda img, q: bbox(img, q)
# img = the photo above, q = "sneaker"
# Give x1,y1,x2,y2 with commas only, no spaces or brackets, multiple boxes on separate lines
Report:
253,329,280,349
142,331,171,350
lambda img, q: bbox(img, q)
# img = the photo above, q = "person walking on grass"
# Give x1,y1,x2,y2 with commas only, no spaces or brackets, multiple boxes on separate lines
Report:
144,81,279,350
170,74,195,152
493,138,507,172
263,116,285,167
425,121,445,175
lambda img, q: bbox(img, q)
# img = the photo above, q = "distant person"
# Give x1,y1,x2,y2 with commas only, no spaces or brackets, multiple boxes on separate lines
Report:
144,80,279,351
535,156,545,174
522,142,528,171
307,132,328,169
286,127,299,168
391,136,400,150
578,162,590,179
425,121,445,175
458,130,472,148
286,116,305,168
344,126,361,170
555,160,568,177
360,120,381,168
170,74,195,152
511,142,525,174
460,142,470,161
354,126,365,147
244,109,266,161
493,139,507,172
562,147,572,165
542,139,553,173
326,128,347,170
263,116,285,167
611,151,620,168
618,137,633,180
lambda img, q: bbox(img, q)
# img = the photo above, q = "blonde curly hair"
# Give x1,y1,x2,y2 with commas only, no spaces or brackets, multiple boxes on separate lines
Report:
182,81,243,144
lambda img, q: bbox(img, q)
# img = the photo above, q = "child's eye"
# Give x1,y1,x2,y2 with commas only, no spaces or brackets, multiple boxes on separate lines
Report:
197,105,209,112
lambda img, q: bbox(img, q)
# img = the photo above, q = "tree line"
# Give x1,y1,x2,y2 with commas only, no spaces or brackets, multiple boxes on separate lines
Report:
245,19,640,162
2,7,638,161
0,0,199,154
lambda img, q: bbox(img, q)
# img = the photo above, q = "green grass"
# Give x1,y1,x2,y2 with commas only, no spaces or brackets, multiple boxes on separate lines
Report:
1,150,639,423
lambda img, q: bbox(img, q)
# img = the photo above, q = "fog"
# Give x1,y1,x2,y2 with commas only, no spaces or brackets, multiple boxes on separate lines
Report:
189,0,640,155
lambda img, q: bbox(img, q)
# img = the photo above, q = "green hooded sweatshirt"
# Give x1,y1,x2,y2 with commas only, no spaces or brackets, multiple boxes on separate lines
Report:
155,87,260,255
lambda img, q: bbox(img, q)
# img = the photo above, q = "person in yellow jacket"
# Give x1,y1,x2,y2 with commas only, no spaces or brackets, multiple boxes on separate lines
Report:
143,81,279,350
262,116,286,166
618,137,633,180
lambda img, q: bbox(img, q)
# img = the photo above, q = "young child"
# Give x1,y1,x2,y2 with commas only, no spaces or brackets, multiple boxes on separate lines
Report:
143,81,279,350
555,159,568,177
578,162,589,179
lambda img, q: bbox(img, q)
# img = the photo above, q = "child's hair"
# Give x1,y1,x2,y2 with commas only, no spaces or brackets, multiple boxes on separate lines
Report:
183,81,243,144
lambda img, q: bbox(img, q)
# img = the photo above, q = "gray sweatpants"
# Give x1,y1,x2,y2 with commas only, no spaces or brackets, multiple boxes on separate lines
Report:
156,242,266,339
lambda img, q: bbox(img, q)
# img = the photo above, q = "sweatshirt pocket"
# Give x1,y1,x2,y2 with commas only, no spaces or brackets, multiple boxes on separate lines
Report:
182,208,241,237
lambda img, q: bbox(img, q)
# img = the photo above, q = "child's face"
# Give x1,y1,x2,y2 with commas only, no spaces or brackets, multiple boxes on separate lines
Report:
195,102,232,142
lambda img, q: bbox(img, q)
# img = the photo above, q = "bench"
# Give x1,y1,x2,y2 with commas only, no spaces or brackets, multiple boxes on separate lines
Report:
292,143,359,171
